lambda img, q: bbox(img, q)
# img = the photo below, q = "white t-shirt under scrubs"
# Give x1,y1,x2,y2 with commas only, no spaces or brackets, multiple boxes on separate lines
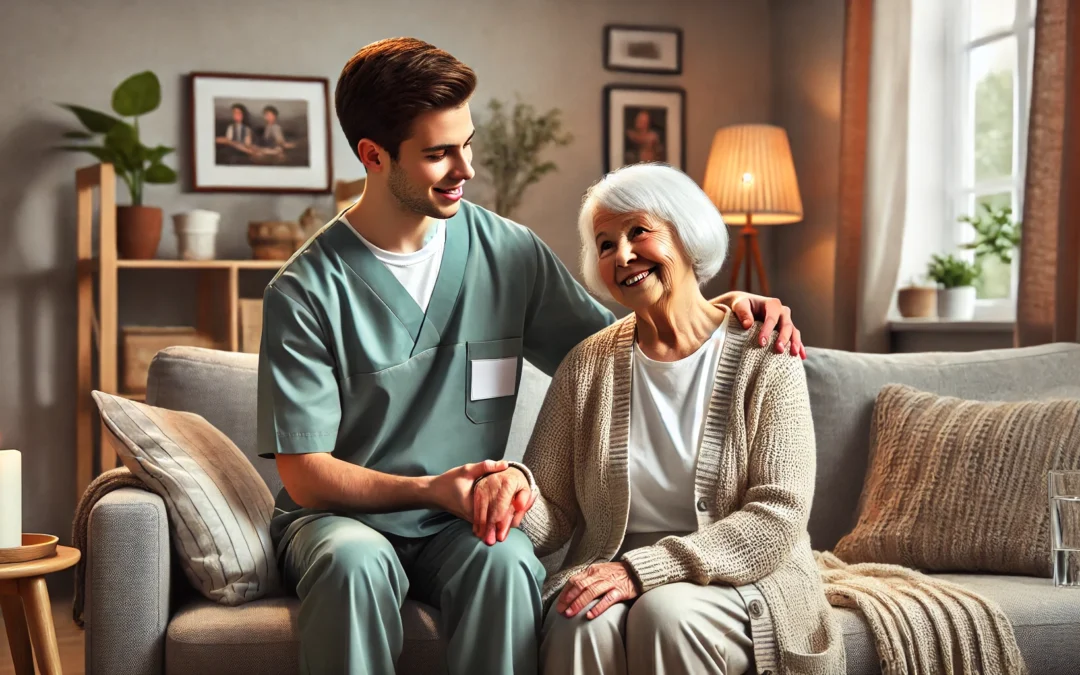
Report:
626,310,731,534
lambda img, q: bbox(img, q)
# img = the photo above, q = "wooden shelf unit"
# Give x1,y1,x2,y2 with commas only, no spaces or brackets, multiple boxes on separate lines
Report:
75,163,281,500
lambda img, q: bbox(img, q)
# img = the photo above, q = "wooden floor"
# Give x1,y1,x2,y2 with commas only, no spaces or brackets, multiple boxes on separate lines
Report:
0,596,84,675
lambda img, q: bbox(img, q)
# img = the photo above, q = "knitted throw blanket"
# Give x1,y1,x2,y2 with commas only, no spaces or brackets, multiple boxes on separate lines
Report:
816,552,1026,675
71,467,147,628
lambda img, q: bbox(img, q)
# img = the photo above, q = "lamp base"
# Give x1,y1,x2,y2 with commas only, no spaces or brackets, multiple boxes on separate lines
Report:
728,219,769,295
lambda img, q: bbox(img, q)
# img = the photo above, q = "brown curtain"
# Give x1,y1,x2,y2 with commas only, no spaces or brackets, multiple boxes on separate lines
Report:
834,0,874,352
1016,0,1080,346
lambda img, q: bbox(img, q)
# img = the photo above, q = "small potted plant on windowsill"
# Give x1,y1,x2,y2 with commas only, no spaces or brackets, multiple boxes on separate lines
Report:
927,253,982,320
57,71,177,260
896,277,937,318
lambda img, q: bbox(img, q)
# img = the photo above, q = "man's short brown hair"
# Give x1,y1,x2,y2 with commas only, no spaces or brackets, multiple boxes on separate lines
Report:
336,38,477,161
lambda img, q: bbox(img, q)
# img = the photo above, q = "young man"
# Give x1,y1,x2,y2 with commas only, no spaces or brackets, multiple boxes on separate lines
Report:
257,37,805,675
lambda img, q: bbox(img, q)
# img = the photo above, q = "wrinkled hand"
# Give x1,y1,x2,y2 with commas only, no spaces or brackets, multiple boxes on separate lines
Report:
430,460,508,522
718,291,805,359
557,562,640,620
472,468,535,545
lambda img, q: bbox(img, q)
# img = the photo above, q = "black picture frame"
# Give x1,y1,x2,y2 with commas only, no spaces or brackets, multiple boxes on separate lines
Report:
188,72,333,194
603,85,686,173
603,25,683,74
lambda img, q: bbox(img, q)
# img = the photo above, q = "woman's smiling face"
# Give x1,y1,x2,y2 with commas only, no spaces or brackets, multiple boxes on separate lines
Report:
592,208,695,312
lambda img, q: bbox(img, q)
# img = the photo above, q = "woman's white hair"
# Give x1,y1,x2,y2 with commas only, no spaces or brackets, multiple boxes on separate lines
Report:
577,162,728,299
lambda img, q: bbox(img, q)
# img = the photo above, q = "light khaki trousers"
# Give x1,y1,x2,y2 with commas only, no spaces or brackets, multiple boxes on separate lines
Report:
540,581,755,675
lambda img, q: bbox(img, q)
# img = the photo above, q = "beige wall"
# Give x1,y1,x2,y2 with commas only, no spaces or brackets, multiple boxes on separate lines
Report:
769,0,846,349
0,0,777,580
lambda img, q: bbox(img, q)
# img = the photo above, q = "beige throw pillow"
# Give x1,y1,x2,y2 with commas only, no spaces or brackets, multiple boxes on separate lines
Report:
92,390,281,604
834,384,1080,576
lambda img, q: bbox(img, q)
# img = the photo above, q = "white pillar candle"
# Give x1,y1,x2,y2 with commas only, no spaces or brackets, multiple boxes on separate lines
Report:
0,449,21,548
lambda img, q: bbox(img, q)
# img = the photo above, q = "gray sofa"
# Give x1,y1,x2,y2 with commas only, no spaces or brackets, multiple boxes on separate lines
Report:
85,342,1080,675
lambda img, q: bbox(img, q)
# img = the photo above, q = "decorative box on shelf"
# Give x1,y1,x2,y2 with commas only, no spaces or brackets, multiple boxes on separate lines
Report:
122,326,219,394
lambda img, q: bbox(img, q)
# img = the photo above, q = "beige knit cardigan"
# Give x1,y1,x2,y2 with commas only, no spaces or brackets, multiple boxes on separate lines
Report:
520,313,845,675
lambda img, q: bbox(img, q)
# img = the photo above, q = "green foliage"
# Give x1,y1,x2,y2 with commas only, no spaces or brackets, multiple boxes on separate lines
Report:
927,253,982,289
958,201,1022,264
473,97,573,218
974,69,1013,182
56,71,176,206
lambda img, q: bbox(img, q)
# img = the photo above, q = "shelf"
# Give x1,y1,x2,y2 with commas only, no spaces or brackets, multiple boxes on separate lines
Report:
116,259,284,270
888,318,1015,333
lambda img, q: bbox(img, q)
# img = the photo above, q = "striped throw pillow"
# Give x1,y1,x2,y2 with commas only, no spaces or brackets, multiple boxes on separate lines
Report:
92,390,280,604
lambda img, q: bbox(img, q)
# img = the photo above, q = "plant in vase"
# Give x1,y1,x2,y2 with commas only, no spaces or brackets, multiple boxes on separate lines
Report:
958,203,1022,299
473,97,573,220
57,71,178,259
927,253,982,320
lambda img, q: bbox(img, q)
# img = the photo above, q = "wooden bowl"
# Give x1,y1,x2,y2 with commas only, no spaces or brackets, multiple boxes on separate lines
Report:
0,534,59,564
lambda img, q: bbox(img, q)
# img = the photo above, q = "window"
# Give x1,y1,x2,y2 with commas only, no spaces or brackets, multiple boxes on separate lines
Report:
947,0,1035,313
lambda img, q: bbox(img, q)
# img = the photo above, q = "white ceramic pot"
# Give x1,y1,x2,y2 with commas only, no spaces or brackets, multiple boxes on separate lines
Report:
173,209,221,260
937,286,976,320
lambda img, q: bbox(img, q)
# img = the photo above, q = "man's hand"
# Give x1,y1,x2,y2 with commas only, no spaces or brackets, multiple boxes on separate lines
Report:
556,562,640,620
717,291,805,359
429,460,509,521
472,468,535,545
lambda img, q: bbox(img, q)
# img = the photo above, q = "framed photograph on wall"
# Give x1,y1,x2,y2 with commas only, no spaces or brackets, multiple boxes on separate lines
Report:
604,85,686,173
189,72,332,193
603,25,683,74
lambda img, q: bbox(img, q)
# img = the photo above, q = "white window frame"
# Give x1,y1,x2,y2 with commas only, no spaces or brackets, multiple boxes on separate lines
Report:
945,0,1035,319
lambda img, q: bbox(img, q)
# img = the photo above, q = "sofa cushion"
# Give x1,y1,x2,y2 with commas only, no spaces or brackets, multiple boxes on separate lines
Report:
802,343,1080,551
835,574,1080,675
93,391,281,605
146,347,279,494
834,384,1080,575
166,597,446,675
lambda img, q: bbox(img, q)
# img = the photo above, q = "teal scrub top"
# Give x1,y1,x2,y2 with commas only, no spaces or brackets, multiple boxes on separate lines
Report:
258,200,615,542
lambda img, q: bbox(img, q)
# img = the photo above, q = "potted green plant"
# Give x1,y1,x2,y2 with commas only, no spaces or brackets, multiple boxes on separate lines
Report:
927,253,982,320
473,97,573,219
57,71,177,259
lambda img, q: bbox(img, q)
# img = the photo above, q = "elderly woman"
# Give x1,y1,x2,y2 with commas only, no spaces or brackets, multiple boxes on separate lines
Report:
519,164,844,675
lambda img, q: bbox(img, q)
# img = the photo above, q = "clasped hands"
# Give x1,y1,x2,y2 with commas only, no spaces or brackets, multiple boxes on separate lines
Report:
429,460,638,619
430,459,535,545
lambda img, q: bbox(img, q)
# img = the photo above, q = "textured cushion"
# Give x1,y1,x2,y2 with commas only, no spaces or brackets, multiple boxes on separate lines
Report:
92,390,281,605
834,384,1080,575
166,597,446,675
802,342,1080,552
835,574,1080,675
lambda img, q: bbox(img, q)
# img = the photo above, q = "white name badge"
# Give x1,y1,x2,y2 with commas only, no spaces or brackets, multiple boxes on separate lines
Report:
470,357,518,401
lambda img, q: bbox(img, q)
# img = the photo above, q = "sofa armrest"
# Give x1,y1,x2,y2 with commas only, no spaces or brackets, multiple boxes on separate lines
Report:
86,488,170,675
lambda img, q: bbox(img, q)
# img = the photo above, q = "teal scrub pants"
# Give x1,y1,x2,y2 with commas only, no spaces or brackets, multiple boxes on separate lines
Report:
282,515,546,675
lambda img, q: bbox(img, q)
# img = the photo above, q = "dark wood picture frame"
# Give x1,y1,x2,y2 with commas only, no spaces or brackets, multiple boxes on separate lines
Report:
603,25,683,74
603,85,687,173
188,71,333,194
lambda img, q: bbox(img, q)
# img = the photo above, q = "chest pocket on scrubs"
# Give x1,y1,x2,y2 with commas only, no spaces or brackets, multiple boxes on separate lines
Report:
465,337,523,424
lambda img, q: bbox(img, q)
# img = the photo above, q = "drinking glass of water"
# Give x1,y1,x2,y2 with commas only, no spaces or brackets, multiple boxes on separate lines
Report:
1050,470,1080,587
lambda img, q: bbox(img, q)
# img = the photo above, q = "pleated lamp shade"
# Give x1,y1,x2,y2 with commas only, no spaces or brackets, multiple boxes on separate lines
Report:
701,124,803,226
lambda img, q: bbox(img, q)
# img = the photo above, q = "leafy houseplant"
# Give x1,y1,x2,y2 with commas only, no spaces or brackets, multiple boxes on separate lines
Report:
473,98,573,219
58,71,177,259
927,253,981,320
958,202,1022,264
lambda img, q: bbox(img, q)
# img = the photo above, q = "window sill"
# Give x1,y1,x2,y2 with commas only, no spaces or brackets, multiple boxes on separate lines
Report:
888,318,1015,333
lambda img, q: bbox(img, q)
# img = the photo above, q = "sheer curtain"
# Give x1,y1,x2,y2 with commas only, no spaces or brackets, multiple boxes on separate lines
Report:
835,0,911,352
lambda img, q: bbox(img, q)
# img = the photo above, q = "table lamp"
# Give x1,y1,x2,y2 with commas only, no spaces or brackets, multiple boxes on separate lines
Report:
701,124,803,295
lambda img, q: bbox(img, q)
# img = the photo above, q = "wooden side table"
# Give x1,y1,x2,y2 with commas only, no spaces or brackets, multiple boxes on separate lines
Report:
0,546,81,675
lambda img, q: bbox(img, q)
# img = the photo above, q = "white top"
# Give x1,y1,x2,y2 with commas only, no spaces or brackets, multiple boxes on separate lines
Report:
346,220,446,312
626,310,730,534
